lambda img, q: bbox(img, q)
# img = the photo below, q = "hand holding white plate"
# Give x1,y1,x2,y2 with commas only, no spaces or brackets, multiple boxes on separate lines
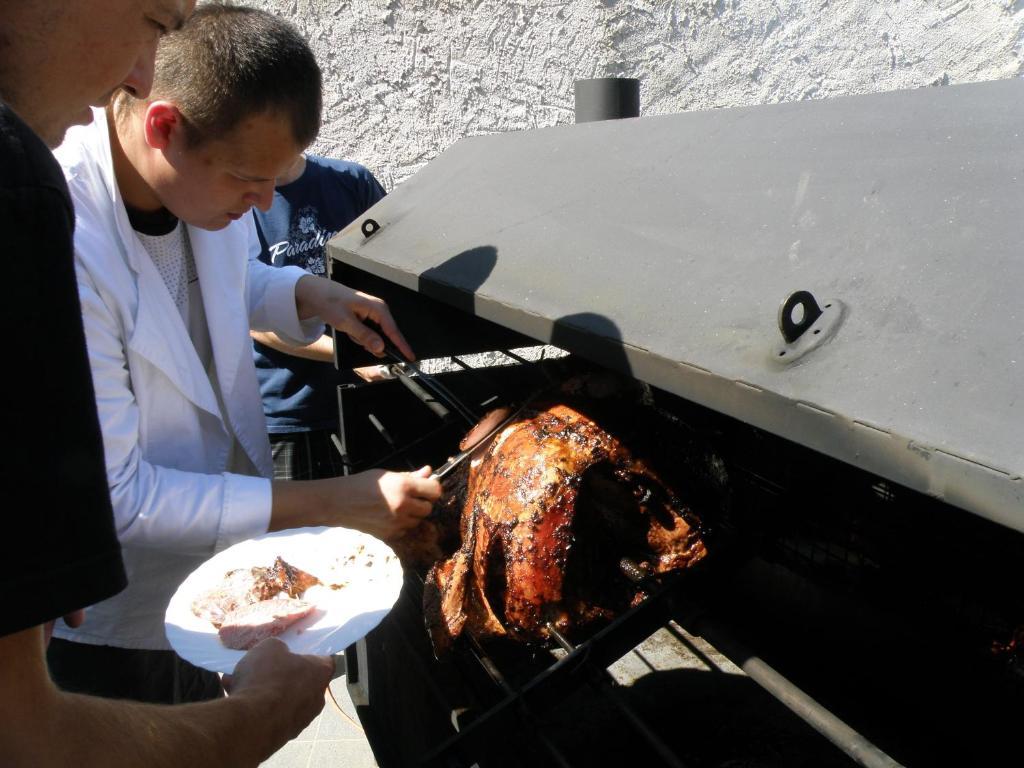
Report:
165,526,402,674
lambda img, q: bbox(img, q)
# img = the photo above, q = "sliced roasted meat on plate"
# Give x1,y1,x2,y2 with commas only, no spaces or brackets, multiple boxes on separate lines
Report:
191,556,320,628
217,598,316,651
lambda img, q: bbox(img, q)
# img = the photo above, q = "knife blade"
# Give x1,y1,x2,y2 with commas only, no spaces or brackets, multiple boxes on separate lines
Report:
430,401,529,481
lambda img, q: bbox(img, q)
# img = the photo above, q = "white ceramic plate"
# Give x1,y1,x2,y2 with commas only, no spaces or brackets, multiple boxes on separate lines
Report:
165,526,402,674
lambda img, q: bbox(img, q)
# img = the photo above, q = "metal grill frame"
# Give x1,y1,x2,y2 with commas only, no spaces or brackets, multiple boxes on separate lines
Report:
333,351,1023,767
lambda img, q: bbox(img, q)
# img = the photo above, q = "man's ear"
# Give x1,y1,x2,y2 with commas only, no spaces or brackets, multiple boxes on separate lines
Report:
142,101,183,151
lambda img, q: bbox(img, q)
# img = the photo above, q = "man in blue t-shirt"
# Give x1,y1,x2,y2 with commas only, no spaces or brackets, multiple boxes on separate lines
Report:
252,153,387,480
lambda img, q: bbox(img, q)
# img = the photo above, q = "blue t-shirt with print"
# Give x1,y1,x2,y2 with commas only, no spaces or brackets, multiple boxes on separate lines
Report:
253,155,385,432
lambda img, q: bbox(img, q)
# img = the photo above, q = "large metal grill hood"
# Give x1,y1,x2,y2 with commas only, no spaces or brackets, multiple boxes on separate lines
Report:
328,77,1024,533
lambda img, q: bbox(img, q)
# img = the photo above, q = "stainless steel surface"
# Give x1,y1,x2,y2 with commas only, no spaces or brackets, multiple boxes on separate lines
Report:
328,77,1024,532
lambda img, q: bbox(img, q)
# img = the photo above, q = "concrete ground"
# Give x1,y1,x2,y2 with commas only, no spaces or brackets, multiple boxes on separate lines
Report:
260,674,377,768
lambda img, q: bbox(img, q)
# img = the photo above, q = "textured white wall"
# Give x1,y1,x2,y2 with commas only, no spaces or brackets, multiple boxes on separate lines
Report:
243,1,1024,189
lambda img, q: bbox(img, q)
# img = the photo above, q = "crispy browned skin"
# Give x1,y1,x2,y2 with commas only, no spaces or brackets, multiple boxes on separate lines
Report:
249,557,320,601
422,403,706,655
271,556,320,597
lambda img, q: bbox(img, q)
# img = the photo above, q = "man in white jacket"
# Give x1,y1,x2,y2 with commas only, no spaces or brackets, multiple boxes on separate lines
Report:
48,3,442,703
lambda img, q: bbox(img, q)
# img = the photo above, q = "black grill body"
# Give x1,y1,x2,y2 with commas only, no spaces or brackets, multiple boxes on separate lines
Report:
329,259,1023,768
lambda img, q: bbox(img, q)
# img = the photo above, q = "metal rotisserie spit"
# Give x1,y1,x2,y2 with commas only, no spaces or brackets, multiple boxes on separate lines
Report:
325,78,1024,768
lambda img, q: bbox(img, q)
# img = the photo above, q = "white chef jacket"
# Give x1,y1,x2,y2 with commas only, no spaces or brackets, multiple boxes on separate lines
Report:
52,109,323,649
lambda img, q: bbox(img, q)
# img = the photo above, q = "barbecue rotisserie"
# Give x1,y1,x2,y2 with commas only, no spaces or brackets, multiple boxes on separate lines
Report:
410,398,707,655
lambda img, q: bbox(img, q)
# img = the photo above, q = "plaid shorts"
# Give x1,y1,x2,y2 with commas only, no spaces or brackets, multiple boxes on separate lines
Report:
269,428,346,481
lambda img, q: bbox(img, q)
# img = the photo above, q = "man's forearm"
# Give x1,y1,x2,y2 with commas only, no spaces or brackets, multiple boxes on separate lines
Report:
268,478,335,533
291,275,413,360
50,689,284,768
1,627,295,768
251,330,334,362
268,468,439,542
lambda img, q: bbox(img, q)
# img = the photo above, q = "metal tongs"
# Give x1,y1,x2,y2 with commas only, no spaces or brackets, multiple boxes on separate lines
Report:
379,342,534,481
381,342,480,427
429,401,529,481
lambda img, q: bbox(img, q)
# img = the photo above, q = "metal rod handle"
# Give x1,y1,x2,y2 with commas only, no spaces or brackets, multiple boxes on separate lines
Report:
671,616,904,768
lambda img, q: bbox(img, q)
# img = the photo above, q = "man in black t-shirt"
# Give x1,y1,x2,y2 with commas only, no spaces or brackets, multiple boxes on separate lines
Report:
0,2,335,765
0,99,127,638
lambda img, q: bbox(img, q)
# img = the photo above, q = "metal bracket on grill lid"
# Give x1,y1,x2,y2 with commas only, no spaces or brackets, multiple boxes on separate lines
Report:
360,218,381,238
772,290,844,365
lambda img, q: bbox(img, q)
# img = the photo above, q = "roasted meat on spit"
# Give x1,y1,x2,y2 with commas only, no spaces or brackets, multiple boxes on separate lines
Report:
402,398,707,655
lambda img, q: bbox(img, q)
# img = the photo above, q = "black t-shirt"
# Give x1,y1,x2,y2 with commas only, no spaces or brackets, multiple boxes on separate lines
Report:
0,102,127,636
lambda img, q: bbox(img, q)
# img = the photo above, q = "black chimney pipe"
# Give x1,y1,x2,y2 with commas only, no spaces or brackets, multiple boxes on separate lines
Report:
573,78,640,123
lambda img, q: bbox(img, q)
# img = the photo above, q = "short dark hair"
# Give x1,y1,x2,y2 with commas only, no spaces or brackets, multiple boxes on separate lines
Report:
118,3,322,148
